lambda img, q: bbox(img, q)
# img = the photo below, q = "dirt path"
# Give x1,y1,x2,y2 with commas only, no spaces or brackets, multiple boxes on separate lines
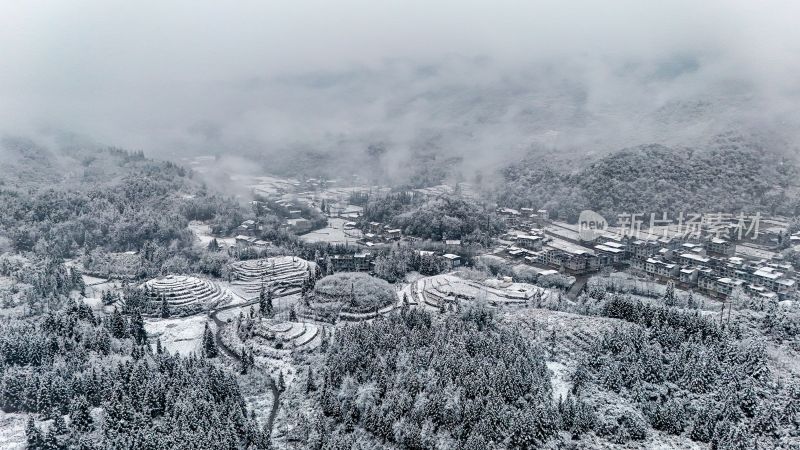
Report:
210,302,282,436
567,274,590,300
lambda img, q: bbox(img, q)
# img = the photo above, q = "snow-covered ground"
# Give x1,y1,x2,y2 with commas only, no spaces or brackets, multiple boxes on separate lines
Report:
300,218,362,245
546,361,571,402
0,411,26,449
244,175,301,197
188,221,236,249
219,281,255,305
145,316,207,356
412,273,547,309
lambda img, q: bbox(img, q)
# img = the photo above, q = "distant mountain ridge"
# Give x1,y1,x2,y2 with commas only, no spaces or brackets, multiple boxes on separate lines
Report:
498,133,800,221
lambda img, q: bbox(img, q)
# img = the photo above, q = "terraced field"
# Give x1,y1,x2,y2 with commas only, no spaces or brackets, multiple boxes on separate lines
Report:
240,320,324,358
229,256,313,296
410,274,544,309
139,275,232,316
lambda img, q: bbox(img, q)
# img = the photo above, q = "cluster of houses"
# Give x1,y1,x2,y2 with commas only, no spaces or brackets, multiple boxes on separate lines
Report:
497,207,550,228
416,250,463,270
236,219,261,236
598,234,796,300
232,219,271,249
323,248,463,274
493,209,797,300
500,227,604,276
354,221,403,247
234,234,270,250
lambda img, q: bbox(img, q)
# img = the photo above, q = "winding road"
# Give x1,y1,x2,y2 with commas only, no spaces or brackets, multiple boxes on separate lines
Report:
209,298,283,437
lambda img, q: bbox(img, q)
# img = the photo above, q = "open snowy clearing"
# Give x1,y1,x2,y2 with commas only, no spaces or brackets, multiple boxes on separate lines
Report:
145,316,207,356
300,218,362,245
0,411,26,450
188,221,237,248
546,361,571,402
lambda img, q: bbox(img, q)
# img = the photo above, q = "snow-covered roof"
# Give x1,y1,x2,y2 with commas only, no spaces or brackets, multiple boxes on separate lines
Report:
596,244,624,253
681,253,710,263
754,267,782,279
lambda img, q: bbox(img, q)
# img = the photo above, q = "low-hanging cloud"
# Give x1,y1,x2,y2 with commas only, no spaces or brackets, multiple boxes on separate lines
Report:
1,0,799,178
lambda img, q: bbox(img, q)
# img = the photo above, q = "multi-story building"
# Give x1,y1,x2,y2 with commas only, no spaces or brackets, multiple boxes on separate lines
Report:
595,242,626,264
629,240,660,259
706,238,736,256
516,235,543,251
644,258,680,280
329,253,373,272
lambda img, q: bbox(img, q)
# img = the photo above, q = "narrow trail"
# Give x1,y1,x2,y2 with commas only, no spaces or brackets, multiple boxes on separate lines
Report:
567,274,590,300
209,299,282,437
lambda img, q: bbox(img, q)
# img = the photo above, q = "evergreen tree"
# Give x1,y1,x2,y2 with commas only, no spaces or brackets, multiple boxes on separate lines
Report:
129,311,147,345
69,396,92,432
266,288,274,318
110,309,128,339
305,368,316,393
42,426,58,450
52,408,68,436
160,295,170,318
26,416,42,449
663,281,676,307
277,372,286,393
259,284,268,317
686,290,696,309
240,347,250,374
202,322,219,358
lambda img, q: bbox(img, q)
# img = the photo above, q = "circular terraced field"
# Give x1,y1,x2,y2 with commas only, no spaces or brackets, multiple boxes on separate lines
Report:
139,275,232,316
296,272,398,323
229,256,313,296
410,274,542,309
247,320,324,357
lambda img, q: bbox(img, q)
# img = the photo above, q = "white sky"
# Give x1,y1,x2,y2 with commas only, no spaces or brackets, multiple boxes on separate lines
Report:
1,0,798,155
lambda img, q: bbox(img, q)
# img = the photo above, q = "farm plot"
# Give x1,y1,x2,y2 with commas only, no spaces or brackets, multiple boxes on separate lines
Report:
302,272,396,322
137,275,232,316
229,256,313,296
411,274,546,309
223,318,325,360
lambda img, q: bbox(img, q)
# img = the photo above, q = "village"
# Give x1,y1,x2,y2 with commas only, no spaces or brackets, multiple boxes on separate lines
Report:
219,169,799,305
494,208,799,302
24,161,789,448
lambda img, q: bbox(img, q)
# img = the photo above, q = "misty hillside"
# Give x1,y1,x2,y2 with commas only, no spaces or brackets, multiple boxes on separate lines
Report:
195,57,798,186
498,132,800,221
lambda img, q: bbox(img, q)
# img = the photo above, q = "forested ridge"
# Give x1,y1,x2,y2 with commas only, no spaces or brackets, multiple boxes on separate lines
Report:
0,300,269,449
498,133,800,221
580,295,797,448
313,308,559,449
0,141,248,258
